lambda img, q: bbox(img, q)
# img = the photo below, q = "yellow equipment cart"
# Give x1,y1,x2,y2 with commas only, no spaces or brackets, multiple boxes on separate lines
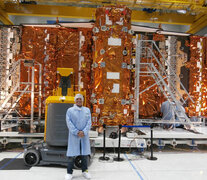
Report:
23,68,94,167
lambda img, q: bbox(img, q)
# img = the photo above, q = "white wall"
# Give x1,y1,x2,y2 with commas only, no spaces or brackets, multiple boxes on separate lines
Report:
8,15,190,33
9,15,89,25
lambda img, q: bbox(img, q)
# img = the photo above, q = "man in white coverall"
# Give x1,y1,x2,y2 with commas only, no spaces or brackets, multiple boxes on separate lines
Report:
65,94,91,180
161,99,175,129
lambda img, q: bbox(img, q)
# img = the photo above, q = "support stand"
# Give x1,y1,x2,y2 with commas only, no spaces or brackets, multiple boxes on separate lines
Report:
147,124,157,160
99,124,110,161
114,124,124,161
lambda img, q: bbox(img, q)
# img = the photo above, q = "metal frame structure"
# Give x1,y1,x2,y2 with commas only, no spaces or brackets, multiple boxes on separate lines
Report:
127,128,207,148
0,59,42,133
134,39,195,126
3,0,206,11
1,0,207,33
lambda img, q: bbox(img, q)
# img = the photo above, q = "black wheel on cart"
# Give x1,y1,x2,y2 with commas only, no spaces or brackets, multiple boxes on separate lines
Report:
23,149,40,166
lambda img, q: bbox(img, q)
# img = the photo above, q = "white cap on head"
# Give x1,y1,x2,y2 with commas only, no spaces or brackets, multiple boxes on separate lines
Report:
74,94,84,102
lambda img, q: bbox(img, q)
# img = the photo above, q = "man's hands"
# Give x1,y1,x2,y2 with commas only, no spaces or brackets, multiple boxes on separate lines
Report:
78,131,84,137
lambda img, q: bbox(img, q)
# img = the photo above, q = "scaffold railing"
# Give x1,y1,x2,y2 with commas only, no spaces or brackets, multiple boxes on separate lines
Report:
135,40,194,127
0,59,42,133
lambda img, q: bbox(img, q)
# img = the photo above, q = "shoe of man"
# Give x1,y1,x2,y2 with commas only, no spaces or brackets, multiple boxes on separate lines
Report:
83,171,91,179
65,174,73,180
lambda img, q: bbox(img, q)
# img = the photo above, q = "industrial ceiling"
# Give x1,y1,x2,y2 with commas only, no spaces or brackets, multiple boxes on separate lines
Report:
0,0,207,34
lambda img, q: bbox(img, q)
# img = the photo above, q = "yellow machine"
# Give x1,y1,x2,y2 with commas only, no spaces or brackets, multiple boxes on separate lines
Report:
44,67,86,141
24,68,87,167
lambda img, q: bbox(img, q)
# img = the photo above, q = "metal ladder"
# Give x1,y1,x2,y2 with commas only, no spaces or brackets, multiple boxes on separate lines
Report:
1,85,30,120
0,60,21,111
0,59,42,132
135,40,194,125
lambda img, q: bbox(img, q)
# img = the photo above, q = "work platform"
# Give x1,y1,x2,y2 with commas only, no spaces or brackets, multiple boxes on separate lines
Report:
0,132,44,147
1,127,207,149
127,127,207,147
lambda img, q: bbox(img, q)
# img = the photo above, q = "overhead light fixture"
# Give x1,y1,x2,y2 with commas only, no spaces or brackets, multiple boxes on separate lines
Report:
79,1,92,3
150,17,158,21
177,10,187,14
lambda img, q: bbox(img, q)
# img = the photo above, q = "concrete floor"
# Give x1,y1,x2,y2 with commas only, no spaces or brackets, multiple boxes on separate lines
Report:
0,149,207,180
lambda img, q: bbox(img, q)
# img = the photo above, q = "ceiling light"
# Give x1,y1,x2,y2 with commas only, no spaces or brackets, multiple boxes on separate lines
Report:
177,10,187,14
150,17,158,21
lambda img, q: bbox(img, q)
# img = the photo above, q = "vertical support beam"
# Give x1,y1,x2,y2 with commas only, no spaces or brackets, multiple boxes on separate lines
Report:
18,60,21,92
31,65,35,133
38,63,42,123
135,38,141,124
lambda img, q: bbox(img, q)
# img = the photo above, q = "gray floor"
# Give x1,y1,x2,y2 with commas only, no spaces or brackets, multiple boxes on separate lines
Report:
0,148,207,180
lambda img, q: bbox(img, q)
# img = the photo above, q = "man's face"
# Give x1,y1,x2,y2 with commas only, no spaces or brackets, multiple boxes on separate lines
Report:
76,98,83,107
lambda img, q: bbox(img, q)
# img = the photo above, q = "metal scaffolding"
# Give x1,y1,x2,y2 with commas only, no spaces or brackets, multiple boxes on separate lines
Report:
134,39,195,126
0,59,42,133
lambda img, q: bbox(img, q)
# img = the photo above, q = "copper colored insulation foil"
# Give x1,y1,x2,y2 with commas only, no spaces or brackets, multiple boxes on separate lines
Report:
18,27,47,116
186,36,207,117
56,28,79,91
139,75,162,118
91,6,134,126
79,28,93,107
202,37,207,116
18,26,79,115
138,36,163,118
